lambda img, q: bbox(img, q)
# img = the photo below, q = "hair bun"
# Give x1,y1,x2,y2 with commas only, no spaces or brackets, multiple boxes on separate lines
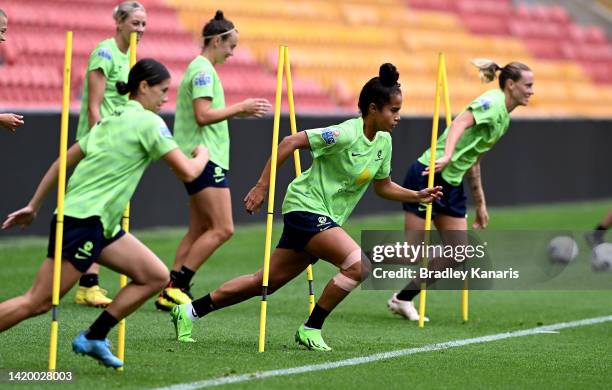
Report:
214,10,224,20
379,63,399,87
116,81,130,95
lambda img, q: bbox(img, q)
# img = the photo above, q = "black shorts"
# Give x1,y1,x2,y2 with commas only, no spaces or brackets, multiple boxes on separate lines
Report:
184,161,229,195
401,161,467,219
277,211,340,252
46,215,125,273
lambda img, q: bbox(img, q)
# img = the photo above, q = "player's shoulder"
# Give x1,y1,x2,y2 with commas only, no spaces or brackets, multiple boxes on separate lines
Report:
92,38,116,60
473,89,505,111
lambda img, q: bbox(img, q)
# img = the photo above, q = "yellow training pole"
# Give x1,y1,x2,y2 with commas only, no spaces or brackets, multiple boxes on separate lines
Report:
418,52,445,328
49,31,72,371
283,46,316,315
439,61,468,322
258,45,285,352
117,31,137,370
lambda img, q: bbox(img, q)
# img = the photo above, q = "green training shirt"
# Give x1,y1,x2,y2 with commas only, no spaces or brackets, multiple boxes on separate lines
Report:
282,117,392,226
64,100,178,238
174,55,229,170
76,38,129,140
418,89,510,186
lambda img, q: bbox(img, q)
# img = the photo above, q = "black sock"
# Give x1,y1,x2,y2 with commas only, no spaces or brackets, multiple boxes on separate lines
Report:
172,266,195,289
79,273,99,288
85,311,119,340
396,280,421,301
304,304,330,330
192,294,216,318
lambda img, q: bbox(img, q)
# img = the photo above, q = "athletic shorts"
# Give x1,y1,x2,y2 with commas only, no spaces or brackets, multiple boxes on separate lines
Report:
184,161,229,195
401,161,467,219
277,211,340,253
46,215,125,273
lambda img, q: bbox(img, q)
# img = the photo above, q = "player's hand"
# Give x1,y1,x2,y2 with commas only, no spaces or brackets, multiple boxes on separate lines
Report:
0,113,25,132
238,98,272,118
244,183,268,214
473,204,489,230
415,186,443,203
2,205,37,230
422,155,451,176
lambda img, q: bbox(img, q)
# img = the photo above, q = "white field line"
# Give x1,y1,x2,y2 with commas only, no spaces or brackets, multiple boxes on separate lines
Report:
151,315,612,390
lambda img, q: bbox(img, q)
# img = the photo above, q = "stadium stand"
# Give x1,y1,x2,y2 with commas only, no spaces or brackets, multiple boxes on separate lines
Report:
0,0,610,116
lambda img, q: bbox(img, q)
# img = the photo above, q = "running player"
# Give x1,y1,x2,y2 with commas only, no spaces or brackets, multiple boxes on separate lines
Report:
387,59,534,320
0,59,208,368
169,63,442,351
74,1,147,307
155,10,271,310
0,9,25,133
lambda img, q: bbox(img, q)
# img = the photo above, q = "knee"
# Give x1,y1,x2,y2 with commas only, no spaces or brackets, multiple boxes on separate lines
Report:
151,267,170,291
24,291,52,316
214,224,234,243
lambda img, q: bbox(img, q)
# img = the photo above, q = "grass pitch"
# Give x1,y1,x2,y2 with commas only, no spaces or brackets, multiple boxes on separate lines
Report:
0,200,611,389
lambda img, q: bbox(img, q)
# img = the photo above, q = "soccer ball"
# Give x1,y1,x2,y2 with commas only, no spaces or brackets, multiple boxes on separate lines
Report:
548,236,578,264
591,243,612,272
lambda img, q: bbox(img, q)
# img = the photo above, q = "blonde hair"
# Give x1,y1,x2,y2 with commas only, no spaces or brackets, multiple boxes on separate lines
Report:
470,58,531,89
113,1,145,23
0,9,6,18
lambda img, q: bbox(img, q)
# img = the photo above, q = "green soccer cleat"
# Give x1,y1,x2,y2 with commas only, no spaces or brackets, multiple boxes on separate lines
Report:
294,324,332,351
170,305,196,343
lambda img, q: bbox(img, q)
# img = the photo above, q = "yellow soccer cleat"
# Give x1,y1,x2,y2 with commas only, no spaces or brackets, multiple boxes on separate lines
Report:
74,286,113,308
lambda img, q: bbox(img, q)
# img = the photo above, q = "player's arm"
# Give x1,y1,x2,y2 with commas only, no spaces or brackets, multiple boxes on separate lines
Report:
466,154,488,229
373,177,442,204
162,146,209,183
1,143,85,229
423,110,475,175
193,97,271,127
87,69,106,128
244,131,310,213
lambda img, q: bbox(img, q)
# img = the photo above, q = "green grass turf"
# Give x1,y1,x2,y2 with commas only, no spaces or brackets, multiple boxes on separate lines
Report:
0,200,611,389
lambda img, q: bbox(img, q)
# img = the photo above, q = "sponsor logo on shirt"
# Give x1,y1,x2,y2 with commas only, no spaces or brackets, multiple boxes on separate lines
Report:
97,48,113,61
477,97,492,111
194,72,212,87
159,125,172,138
321,128,339,145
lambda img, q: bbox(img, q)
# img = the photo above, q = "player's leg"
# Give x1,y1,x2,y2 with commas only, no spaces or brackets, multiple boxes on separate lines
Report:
293,227,367,351
585,210,612,248
171,248,312,342
73,232,169,368
0,258,81,332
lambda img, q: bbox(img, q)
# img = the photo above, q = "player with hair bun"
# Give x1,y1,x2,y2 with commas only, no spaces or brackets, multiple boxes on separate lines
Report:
170,63,442,351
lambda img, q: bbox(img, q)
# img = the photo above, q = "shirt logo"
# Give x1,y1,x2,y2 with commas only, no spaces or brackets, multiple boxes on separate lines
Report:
159,125,172,138
351,151,365,157
96,48,112,61
478,97,492,111
418,203,428,212
214,166,225,183
74,241,94,260
375,150,383,161
321,128,339,145
317,216,331,231
194,72,212,87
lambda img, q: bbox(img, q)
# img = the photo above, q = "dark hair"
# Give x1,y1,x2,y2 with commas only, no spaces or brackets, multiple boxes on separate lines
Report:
202,10,236,47
116,58,170,96
358,63,401,117
471,58,531,89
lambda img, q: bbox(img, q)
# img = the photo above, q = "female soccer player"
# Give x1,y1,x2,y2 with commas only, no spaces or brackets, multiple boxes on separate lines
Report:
170,63,442,351
74,1,147,307
387,59,534,320
0,9,25,133
155,10,271,310
0,59,209,368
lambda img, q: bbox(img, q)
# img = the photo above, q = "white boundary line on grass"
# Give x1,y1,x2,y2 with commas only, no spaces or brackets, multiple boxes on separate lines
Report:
153,315,612,390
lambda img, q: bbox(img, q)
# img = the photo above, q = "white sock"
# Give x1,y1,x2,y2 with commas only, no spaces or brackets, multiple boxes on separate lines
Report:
184,303,199,321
